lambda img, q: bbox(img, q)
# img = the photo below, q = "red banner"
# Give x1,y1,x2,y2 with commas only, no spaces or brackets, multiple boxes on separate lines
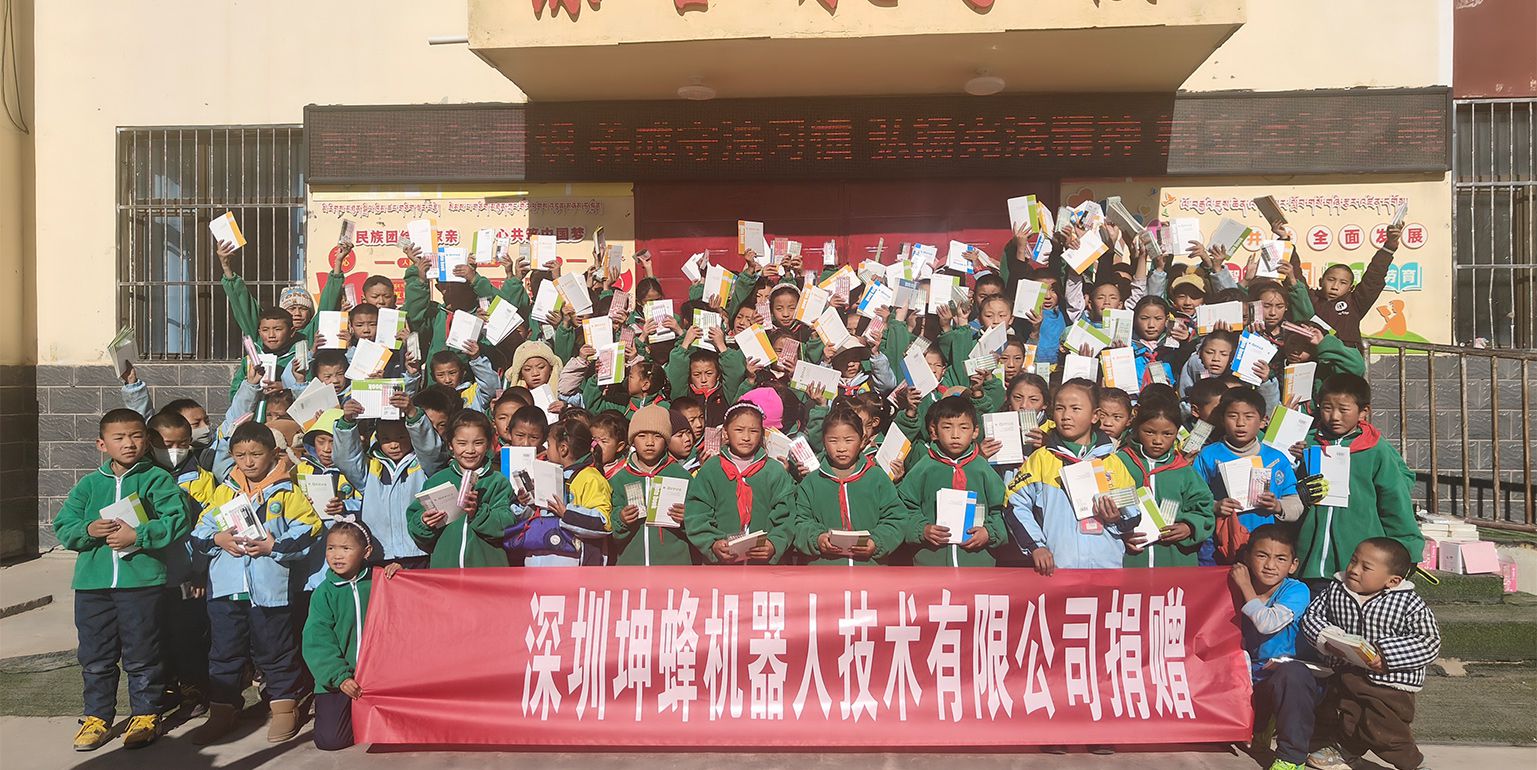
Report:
355,567,1253,748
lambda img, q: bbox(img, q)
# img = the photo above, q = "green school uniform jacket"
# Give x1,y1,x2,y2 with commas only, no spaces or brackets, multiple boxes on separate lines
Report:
54,460,194,591
405,462,515,568
1297,423,1422,580
609,457,699,566
896,445,1009,567
664,344,747,406
582,385,669,418
1109,442,1216,568
302,567,373,693
683,451,794,564
223,269,344,399
789,457,911,566
222,268,344,343
892,379,1004,444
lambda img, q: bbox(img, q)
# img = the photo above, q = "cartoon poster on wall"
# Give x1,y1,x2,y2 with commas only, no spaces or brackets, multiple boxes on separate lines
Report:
304,184,635,303
1060,177,1451,345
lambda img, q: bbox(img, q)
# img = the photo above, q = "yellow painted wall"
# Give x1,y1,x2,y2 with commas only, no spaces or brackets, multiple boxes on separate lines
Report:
31,0,523,364
0,0,31,367
1182,0,1451,91
473,0,1243,46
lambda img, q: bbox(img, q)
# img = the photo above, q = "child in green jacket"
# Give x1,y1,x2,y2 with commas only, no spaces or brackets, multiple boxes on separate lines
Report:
684,402,794,564
610,405,698,565
302,520,401,751
897,396,1009,567
790,408,910,566
1296,374,1422,581
406,411,515,568
55,408,193,751
1106,398,1216,568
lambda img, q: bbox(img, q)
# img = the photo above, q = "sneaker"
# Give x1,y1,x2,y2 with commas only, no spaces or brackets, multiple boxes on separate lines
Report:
1306,746,1356,770
72,717,111,752
1269,761,1306,770
121,714,160,749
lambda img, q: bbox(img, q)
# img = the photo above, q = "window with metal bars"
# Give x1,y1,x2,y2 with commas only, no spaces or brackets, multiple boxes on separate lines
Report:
1454,99,1536,349
116,126,306,360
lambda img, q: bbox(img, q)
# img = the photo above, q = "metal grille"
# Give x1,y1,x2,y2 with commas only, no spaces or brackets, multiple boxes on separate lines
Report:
1453,99,1536,349
117,126,306,360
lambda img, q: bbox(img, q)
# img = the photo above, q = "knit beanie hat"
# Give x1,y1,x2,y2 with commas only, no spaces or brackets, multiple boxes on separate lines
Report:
738,387,784,430
668,408,692,436
279,285,315,312
628,405,672,442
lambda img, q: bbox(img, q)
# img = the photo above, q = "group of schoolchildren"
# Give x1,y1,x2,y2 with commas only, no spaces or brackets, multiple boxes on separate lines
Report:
57,205,1440,770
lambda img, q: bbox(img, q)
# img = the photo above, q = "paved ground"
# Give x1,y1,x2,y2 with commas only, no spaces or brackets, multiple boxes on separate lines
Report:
5,552,1532,768
0,552,78,662
2,715,1533,770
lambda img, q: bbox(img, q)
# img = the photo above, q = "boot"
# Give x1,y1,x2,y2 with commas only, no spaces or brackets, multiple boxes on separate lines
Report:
188,703,240,745
266,698,301,742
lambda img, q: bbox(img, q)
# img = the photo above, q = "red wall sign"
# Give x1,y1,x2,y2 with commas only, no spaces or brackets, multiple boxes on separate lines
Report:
355,566,1253,748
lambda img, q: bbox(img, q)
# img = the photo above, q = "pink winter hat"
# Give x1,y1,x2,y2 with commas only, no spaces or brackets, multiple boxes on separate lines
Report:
737,387,784,430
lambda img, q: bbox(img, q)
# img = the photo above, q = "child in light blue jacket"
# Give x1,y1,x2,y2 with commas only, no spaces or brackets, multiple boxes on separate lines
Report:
187,421,321,744
333,402,444,569
1006,379,1130,574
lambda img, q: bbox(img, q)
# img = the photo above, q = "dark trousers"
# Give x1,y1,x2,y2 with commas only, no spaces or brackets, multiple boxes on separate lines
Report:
159,586,209,695
312,691,356,751
1254,661,1323,764
207,599,303,707
75,587,166,721
1318,671,1422,770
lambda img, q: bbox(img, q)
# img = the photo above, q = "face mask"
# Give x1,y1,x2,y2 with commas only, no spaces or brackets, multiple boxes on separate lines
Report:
153,447,190,469
190,424,212,445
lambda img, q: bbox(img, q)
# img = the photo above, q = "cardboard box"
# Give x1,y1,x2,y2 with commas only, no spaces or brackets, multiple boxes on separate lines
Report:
1418,538,1439,572
1498,556,1518,593
1439,540,1500,575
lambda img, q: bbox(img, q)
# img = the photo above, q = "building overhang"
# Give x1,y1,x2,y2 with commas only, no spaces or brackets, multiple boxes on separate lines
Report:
469,0,1247,101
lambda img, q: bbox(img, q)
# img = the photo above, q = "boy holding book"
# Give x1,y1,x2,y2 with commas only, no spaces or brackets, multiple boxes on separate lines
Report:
228,306,307,400
1286,223,1403,349
55,409,193,750
1230,525,1318,770
897,396,1007,567
189,421,323,745
611,406,698,565
1302,538,1440,770
335,400,438,569
1296,374,1422,582
1193,387,1301,565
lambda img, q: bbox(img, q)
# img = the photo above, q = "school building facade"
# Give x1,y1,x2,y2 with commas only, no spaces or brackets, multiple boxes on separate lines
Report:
2,0,1533,560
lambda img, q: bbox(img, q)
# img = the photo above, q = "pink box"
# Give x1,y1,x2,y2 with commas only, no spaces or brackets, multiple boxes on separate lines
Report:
1440,540,1501,575
1419,538,1439,572
1499,557,1518,593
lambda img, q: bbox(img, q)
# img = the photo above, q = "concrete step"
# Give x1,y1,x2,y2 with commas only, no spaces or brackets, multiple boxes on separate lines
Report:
1418,570,1506,605
1435,595,1537,662
1421,662,1537,744
0,594,51,620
